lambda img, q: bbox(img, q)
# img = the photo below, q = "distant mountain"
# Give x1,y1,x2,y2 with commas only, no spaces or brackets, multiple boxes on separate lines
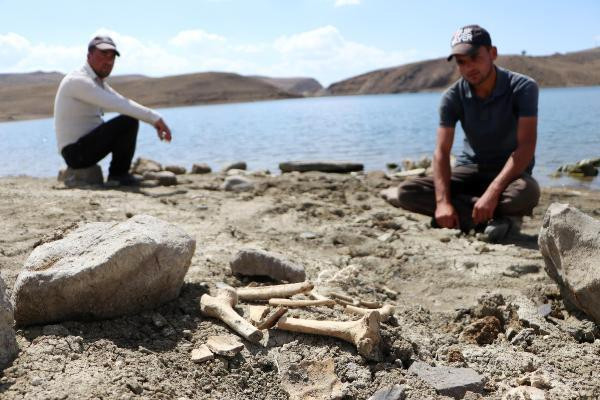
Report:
0,72,302,122
249,76,323,95
326,47,600,95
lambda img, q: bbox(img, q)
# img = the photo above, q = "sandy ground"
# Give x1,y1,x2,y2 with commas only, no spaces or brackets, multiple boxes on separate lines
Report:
1,170,600,399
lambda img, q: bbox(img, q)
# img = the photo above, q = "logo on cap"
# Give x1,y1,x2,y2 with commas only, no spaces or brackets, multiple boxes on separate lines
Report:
451,28,474,47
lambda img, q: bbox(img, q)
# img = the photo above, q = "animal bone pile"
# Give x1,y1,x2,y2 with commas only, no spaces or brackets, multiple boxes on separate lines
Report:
200,280,396,360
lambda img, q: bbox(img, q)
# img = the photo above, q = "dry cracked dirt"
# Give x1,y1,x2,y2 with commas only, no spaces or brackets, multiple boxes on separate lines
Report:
1,170,600,399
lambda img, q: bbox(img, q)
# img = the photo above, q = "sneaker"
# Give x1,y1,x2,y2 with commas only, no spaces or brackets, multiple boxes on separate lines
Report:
482,216,522,243
106,173,141,187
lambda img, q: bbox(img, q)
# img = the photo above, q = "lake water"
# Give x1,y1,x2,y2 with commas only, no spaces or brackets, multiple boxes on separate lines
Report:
1,86,599,189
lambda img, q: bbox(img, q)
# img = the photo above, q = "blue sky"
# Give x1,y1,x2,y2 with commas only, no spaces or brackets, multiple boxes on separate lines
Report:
1,0,599,85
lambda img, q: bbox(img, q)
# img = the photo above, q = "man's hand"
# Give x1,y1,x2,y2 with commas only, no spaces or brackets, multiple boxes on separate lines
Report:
435,202,460,229
154,118,172,142
472,189,500,224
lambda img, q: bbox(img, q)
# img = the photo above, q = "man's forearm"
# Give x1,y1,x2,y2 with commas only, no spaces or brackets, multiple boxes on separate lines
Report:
433,150,453,205
487,143,535,196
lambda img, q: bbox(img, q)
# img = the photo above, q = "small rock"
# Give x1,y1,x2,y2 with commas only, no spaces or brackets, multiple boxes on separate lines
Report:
510,328,536,346
143,171,178,186
191,345,214,363
222,161,247,172
300,232,319,240
0,275,17,370
206,335,244,357
537,303,552,318
191,163,212,174
408,361,484,398
126,380,143,395
503,264,540,278
230,248,306,283
502,386,546,400
164,165,186,175
377,231,394,242
222,176,254,192
460,316,502,345
512,296,551,334
57,165,104,187
132,157,162,175
367,384,406,400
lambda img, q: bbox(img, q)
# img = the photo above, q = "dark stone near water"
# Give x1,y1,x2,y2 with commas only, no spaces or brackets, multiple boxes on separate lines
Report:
222,161,247,172
143,171,178,186
191,163,212,174
408,361,484,399
58,165,103,187
164,165,186,175
279,160,364,173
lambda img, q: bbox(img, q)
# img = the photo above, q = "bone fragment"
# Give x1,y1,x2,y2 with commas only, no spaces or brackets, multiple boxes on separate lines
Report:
191,345,214,363
256,307,288,330
276,311,381,359
200,287,263,342
309,291,331,301
359,300,382,309
268,298,336,308
248,305,270,326
236,281,313,301
344,304,395,321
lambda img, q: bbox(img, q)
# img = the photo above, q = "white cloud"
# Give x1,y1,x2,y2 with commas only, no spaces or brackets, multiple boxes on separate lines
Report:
169,29,226,47
334,0,361,6
0,26,417,86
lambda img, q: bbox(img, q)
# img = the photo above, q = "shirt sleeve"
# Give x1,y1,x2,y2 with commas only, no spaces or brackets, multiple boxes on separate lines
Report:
514,78,539,118
68,76,162,125
439,86,460,127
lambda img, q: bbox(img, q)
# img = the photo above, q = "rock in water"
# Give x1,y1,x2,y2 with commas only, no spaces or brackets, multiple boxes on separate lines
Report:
538,203,600,323
12,215,196,326
230,249,306,283
57,165,103,187
279,161,364,173
191,163,212,174
0,276,18,370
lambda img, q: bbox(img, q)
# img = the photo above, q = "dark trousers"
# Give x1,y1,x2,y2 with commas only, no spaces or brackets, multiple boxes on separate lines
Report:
395,164,540,231
61,115,139,177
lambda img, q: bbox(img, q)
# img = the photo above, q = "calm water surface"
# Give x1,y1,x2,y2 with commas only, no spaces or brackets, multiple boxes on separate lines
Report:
1,86,599,189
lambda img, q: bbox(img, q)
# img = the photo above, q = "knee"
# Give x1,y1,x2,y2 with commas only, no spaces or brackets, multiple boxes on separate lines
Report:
119,115,139,132
500,177,541,215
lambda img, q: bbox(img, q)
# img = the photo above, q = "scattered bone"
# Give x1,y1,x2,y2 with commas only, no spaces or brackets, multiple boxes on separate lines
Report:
276,311,382,359
200,287,263,343
268,298,336,308
344,304,395,321
359,300,382,309
206,335,244,357
191,345,214,363
256,307,288,330
309,291,331,301
248,305,270,326
236,281,314,301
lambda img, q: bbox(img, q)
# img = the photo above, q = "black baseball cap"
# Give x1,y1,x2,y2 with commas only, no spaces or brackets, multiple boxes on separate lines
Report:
447,25,491,61
88,36,120,56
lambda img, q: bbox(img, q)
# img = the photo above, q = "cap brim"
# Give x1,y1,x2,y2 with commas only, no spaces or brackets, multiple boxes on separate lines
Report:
95,43,120,56
446,43,478,61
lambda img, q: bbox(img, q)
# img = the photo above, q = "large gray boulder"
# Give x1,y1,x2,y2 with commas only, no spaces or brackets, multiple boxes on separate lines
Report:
57,165,104,187
539,203,600,323
279,160,364,173
0,276,18,370
12,215,196,326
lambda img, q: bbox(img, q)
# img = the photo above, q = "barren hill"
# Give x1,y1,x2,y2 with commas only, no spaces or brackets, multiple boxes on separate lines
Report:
0,72,300,122
249,76,323,95
326,47,600,95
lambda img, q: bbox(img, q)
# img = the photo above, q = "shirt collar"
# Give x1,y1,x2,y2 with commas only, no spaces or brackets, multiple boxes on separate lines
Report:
462,66,508,100
83,62,105,87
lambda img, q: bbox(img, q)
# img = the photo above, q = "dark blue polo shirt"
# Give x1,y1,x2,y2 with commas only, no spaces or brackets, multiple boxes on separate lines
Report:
439,66,539,174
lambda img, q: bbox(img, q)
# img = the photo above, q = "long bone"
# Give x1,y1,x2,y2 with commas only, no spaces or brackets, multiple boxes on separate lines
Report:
276,311,381,359
268,298,336,308
236,281,313,301
200,287,263,343
344,304,395,321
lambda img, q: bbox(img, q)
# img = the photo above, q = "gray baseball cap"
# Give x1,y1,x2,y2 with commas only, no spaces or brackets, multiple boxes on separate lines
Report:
447,25,491,61
88,36,120,56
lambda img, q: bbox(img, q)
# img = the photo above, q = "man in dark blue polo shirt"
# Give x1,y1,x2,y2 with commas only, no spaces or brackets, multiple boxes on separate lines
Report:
382,25,540,242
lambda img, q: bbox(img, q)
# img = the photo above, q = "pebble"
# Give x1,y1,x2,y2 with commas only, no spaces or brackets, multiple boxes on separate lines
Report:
511,328,536,346
206,335,244,357
191,345,214,363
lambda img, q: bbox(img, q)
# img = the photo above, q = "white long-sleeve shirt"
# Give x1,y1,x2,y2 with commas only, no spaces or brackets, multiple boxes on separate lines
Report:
54,62,162,152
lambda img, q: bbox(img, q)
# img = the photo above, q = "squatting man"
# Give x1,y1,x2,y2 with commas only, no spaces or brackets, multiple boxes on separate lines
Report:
382,25,540,242
54,36,172,186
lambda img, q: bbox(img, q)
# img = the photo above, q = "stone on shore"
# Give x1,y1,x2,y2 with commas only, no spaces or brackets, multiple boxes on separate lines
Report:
222,176,254,192
132,157,162,175
0,276,18,370
408,361,485,399
502,386,546,400
555,157,600,177
143,171,178,186
12,215,196,326
221,161,247,172
279,161,364,173
57,165,103,187
191,163,212,174
164,165,186,175
230,248,306,283
538,203,600,323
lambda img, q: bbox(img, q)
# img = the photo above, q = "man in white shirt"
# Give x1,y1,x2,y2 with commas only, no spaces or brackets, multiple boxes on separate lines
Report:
54,36,172,186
